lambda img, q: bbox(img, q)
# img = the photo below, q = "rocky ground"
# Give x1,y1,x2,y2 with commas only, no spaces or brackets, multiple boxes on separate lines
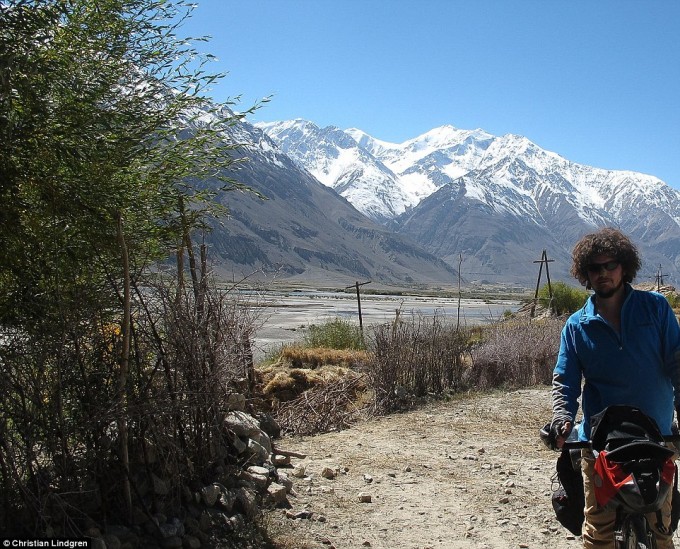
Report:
262,388,680,549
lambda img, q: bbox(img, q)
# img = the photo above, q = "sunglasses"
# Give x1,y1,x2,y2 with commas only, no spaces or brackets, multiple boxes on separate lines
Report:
586,260,620,274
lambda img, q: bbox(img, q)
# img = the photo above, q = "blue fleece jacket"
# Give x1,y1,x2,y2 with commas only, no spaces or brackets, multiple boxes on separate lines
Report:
552,284,680,440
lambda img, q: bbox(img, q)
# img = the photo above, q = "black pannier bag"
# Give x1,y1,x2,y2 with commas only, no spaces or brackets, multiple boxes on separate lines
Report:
589,405,680,534
552,446,585,536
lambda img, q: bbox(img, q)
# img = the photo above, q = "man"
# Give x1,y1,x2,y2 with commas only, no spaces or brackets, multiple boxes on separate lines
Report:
551,227,680,548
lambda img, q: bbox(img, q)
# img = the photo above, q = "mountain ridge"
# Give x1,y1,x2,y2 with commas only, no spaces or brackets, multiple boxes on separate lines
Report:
189,114,460,289
257,119,680,286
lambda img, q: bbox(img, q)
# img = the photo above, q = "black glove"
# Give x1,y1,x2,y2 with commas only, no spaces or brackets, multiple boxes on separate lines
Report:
540,419,570,451
550,419,569,443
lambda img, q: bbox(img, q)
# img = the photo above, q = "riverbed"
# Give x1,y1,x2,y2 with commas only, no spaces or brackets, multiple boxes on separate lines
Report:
247,290,522,361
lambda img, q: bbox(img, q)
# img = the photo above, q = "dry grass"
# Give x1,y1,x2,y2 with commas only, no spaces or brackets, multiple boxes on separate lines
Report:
279,345,370,369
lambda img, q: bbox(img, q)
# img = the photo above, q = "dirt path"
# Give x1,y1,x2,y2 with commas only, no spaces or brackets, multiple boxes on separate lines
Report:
264,388,679,549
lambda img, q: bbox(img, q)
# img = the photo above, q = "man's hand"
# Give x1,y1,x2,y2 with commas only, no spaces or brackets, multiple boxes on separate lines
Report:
550,420,573,449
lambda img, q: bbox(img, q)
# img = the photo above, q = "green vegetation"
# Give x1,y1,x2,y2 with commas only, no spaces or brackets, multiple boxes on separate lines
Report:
664,291,680,311
303,317,366,350
0,0,261,535
538,281,590,315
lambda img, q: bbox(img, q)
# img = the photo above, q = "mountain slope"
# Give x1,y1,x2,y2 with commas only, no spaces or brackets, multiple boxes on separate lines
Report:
255,120,411,223
198,116,458,287
259,120,680,286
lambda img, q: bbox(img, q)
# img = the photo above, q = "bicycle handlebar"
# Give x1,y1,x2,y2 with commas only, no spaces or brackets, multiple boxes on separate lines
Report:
563,434,680,451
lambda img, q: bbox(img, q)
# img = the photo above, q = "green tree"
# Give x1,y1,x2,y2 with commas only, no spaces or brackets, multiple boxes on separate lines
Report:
538,281,590,315
0,0,259,532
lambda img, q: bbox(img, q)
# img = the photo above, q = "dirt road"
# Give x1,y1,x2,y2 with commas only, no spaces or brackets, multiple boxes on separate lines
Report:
263,388,677,549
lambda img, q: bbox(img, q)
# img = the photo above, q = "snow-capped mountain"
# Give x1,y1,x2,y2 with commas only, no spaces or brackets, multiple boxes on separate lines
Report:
255,120,410,223
258,120,680,285
181,113,458,286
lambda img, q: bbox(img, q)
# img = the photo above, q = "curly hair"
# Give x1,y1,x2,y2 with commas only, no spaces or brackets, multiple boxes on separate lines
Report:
570,227,641,287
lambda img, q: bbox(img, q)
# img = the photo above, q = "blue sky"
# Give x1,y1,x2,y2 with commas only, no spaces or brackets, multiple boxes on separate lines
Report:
181,1,680,190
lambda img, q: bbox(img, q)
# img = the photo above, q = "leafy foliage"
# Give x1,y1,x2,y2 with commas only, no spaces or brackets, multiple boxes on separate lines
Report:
664,291,680,311
538,281,590,315
0,0,260,535
303,318,366,350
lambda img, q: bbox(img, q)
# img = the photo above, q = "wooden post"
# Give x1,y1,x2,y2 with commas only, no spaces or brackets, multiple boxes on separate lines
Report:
544,250,554,314
355,281,363,333
531,250,555,318
457,254,463,331
346,280,371,340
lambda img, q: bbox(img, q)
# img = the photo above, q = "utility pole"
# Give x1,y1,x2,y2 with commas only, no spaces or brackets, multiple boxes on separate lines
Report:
457,254,463,331
346,280,371,339
656,264,665,291
530,249,555,318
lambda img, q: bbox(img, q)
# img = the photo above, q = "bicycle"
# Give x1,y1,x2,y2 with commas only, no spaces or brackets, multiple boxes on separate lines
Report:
542,405,680,549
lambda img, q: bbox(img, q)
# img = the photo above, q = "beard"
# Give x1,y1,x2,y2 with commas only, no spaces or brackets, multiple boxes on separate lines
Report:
592,278,624,299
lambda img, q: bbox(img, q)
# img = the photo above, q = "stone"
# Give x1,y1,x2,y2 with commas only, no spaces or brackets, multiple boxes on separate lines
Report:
235,486,258,518
218,488,236,513
247,465,271,477
102,535,121,549
285,509,313,520
158,522,179,539
276,471,293,491
106,525,132,541
267,482,288,505
291,464,306,478
358,492,372,503
257,412,281,438
224,411,261,438
272,454,291,467
247,438,269,464
321,466,337,480
242,470,269,491
182,536,201,549
201,484,221,507
226,393,246,412
250,430,272,455
230,435,247,454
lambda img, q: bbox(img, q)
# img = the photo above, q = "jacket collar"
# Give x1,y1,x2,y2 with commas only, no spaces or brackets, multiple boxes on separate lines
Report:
580,283,634,323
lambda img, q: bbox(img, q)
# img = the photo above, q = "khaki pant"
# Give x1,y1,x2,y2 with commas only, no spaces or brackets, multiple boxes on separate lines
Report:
581,449,675,548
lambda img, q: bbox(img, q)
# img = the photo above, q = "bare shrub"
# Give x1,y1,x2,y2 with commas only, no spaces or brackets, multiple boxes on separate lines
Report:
0,276,258,534
129,278,258,479
274,372,368,436
466,317,562,390
365,314,471,413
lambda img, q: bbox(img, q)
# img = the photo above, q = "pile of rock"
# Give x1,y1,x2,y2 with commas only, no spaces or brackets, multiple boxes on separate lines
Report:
86,403,299,549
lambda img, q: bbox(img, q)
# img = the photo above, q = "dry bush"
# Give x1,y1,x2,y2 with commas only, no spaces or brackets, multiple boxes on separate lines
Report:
274,371,368,436
366,314,471,413
0,276,258,534
466,317,562,390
